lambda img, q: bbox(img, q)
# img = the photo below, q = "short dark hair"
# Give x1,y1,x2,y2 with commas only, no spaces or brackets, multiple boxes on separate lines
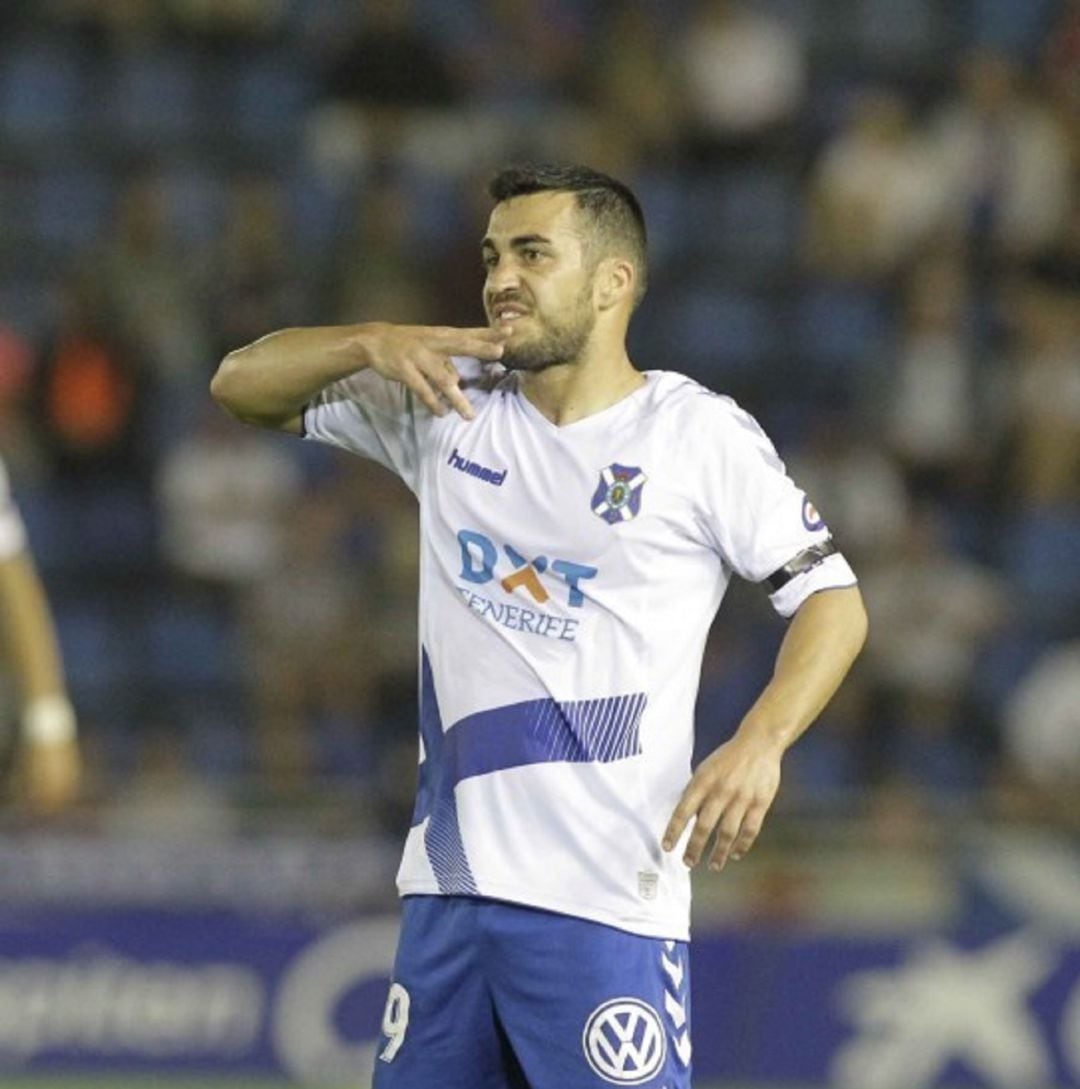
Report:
488,163,648,304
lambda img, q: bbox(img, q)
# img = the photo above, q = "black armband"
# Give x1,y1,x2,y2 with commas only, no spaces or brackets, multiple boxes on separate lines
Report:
766,538,839,592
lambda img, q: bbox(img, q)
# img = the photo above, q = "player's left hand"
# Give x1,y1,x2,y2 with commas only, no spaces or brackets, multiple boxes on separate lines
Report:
21,737,82,814
662,731,782,871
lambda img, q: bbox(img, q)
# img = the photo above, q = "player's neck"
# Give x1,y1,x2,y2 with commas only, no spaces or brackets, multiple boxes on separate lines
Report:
520,345,644,427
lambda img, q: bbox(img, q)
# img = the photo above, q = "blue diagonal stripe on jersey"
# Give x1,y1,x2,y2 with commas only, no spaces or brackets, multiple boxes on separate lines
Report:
413,648,646,894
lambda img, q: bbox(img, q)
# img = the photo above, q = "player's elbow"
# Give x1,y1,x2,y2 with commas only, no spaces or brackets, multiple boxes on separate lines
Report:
209,351,245,416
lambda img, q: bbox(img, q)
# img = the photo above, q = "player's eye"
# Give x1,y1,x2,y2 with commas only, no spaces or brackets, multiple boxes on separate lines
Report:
522,247,542,262
482,251,499,271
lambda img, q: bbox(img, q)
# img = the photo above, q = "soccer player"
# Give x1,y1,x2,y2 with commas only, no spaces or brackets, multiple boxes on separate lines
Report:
212,163,868,1089
0,457,80,812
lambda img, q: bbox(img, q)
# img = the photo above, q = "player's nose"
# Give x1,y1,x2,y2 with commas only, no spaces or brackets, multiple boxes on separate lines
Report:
486,260,522,294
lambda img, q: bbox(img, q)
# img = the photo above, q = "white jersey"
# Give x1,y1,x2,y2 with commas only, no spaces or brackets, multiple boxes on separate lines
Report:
0,458,28,562
304,362,856,939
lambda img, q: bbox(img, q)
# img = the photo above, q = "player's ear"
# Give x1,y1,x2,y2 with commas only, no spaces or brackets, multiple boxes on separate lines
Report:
595,257,634,312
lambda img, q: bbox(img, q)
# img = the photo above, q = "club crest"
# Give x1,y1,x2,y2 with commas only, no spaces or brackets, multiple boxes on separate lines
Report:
591,464,646,525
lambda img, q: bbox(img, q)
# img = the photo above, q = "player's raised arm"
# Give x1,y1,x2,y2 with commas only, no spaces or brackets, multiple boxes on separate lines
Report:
0,549,81,813
210,322,507,432
664,585,868,871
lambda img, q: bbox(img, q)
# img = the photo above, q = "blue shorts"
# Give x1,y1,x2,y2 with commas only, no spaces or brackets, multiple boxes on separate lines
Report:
372,895,692,1089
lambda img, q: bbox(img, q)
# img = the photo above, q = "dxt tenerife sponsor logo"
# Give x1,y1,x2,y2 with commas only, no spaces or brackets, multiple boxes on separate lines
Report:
455,529,597,642
447,447,507,486
583,997,666,1085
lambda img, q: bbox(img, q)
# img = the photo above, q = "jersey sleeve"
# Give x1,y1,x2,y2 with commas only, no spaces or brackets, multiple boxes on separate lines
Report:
0,460,27,562
695,397,856,617
302,368,423,491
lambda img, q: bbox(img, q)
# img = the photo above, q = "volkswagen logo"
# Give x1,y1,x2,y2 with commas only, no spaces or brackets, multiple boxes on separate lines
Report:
582,997,666,1084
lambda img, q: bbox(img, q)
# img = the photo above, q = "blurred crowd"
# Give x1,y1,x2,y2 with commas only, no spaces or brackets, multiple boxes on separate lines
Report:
0,0,1077,840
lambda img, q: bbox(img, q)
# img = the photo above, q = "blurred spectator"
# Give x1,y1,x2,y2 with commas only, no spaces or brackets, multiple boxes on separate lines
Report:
45,0,164,49
999,253,1080,503
887,251,982,498
675,0,807,162
103,728,235,839
31,272,145,484
1043,0,1080,116
330,174,438,325
170,0,286,41
860,503,1009,702
310,0,462,170
98,170,212,448
0,325,42,482
156,403,302,610
242,488,375,797
883,688,986,810
453,0,587,115
588,4,681,161
206,175,307,360
930,49,1073,262
1001,640,1080,824
786,416,911,563
806,90,949,279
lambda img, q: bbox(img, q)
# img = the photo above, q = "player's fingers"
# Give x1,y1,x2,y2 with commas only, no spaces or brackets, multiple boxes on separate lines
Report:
706,805,748,872
425,358,475,421
433,326,508,361
401,364,449,418
662,785,706,853
729,804,768,863
682,797,727,868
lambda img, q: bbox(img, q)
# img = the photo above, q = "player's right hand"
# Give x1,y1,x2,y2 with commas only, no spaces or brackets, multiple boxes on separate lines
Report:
20,736,81,814
362,324,508,421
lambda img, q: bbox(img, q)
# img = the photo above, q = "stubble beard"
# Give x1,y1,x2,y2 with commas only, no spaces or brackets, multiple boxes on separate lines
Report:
498,293,597,374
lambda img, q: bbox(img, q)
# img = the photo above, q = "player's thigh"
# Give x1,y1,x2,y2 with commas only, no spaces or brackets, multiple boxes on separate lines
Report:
372,896,514,1089
484,903,692,1089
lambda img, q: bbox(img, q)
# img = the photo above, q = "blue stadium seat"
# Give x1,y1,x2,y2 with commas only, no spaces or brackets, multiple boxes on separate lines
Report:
159,163,228,249
793,283,893,385
401,171,466,251
855,0,942,63
1002,506,1080,635
227,54,311,149
0,40,85,145
79,486,158,577
31,164,113,254
188,715,253,778
283,168,350,255
633,169,689,272
99,49,200,150
52,596,140,713
10,487,70,574
651,284,778,386
965,0,1059,57
144,595,238,692
0,278,56,341
969,625,1051,722
692,166,801,280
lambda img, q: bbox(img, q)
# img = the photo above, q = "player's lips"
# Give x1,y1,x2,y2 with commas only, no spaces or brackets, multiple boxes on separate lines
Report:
492,305,530,322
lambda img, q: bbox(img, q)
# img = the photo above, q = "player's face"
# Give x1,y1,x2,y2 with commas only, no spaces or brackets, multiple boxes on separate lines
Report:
481,191,598,372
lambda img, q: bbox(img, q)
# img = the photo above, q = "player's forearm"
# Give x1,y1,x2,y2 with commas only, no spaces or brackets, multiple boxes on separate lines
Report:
736,586,867,754
0,555,68,705
211,324,378,431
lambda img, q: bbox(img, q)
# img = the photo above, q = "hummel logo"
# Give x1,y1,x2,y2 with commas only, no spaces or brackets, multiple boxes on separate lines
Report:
448,448,507,487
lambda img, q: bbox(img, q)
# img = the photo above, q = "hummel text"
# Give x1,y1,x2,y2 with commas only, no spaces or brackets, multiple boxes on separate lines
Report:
448,448,507,486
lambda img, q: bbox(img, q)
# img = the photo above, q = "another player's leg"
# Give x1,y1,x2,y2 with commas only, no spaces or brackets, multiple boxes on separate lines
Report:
372,895,515,1089
482,900,692,1089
